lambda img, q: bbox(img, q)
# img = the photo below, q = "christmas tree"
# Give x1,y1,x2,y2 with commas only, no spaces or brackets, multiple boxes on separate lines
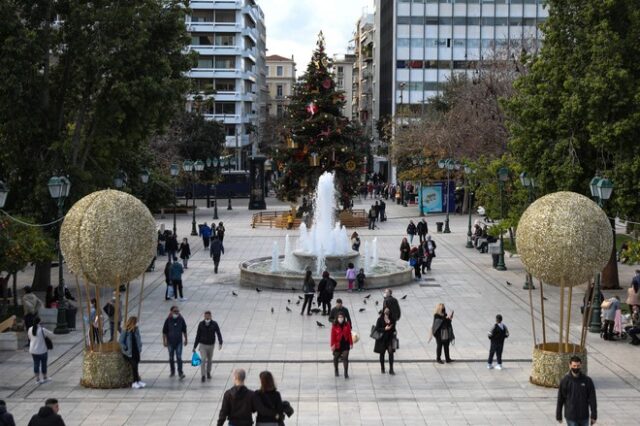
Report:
273,32,366,208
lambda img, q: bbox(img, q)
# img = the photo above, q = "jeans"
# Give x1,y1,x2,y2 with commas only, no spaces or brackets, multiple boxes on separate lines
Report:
199,344,214,377
566,419,589,426
301,294,314,314
488,341,504,365
168,342,183,375
368,218,375,230
212,256,220,273
32,352,48,375
409,234,414,244
172,280,183,299
182,258,188,268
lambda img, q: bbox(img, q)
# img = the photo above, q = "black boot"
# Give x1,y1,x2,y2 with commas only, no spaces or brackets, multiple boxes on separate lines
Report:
381,363,385,374
343,361,349,379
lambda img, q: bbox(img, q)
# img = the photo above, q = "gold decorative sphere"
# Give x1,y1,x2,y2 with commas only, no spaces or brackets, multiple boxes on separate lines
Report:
60,190,156,287
516,191,612,286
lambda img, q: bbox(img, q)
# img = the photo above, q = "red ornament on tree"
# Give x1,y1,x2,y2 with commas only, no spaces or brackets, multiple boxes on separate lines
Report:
306,102,319,116
322,78,332,89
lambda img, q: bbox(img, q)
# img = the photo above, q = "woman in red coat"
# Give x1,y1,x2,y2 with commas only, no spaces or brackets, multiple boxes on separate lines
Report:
330,312,353,379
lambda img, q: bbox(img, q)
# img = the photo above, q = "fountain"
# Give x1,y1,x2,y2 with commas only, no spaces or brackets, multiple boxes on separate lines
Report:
240,172,413,289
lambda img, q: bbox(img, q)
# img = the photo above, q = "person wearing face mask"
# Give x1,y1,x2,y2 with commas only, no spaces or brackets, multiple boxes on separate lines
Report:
193,311,223,383
428,303,455,364
382,289,401,322
162,306,188,379
374,308,397,374
328,299,352,325
556,356,597,426
330,313,353,379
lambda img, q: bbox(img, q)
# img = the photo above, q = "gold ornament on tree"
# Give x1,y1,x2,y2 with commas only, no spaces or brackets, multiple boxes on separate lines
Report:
346,160,357,171
516,191,612,387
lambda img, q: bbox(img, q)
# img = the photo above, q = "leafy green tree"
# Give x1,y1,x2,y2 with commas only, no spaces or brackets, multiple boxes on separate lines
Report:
272,33,367,206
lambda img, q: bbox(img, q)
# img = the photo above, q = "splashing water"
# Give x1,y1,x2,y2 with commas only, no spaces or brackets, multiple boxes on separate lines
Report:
271,241,280,272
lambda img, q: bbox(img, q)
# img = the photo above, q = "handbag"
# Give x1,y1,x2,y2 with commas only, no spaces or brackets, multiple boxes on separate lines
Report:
370,325,383,340
601,299,612,309
282,400,294,418
167,285,175,299
392,337,399,350
409,257,417,267
191,351,201,367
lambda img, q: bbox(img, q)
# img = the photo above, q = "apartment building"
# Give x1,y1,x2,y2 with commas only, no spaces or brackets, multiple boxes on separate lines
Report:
186,0,267,170
332,54,356,120
265,55,296,118
352,14,376,137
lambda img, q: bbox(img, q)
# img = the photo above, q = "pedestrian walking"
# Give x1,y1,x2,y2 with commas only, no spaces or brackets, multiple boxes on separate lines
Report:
164,259,173,300
382,289,401,322
193,310,223,383
165,231,178,261
200,222,212,249
27,399,64,426
0,400,15,426
406,220,417,244
329,299,352,325
399,237,410,262
210,235,224,274
27,318,53,384
330,312,353,379
103,293,121,342
317,271,336,315
254,371,286,426
351,232,361,252
356,268,366,292
89,298,102,345
216,369,255,426
379,200,386,222
157,228,167,257
162,306,188,379
368,205,377,230
429,303,454,364
556,356,597,426
345,263,356,292
626,276,639,310
22,286,43,332
424,235,437,272
374,307,397,375
301,270,315,315
487,314,509,370
170,257,186,301
410,246,421,280
602,295,620,340
216,222,226,244
119,316,145,389
417,218,428,244
178,238,191,269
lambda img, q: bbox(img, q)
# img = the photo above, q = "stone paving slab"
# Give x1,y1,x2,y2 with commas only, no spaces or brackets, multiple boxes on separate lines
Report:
0,196,638,425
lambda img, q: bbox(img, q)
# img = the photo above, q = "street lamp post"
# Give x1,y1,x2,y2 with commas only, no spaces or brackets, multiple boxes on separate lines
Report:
412,158,425,216
48,176,71,335
464,166,476,248
183,160,204,236
438,159,456,233
520,172,536,289
495,167,509,271
227,157,236,210
169,163,179,235
588,176,614,333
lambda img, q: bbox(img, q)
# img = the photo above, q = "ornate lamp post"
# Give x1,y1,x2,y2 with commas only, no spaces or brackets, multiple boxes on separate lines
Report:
113,171,127,189
139,169,150,185
464,166,476,248
496,167,509,271
520,171,536,289
48,176,71,335
228,157,236,210
438,159,456,233
588,176,613,332
0,180,8,208
183,160,204,236
169,163,179,235
412,158,425,216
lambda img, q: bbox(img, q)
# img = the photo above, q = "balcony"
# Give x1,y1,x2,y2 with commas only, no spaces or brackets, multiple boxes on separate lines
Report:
190,0,241,10
242,47,257,62
186,22,241,33
190,45,243,56
242,27,258,42
242,5,260,24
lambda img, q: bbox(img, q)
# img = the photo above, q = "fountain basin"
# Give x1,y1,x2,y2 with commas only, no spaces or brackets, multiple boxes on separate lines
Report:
240,256,413,290
292,250,360,273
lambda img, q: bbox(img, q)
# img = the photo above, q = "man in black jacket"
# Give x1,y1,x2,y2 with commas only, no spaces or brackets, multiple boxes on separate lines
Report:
0,400,15,426
416,218,428,243
165,231,178,261
162,306,188,379
217,369,275,426
193,310,223,382
383,289,401,322
328,299,352,325
556,356,597,425
28,398,65,426
210,235,224,274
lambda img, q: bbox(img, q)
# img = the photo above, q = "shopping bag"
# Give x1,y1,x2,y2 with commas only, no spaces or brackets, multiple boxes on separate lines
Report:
167,285,175,299
191,351,201,367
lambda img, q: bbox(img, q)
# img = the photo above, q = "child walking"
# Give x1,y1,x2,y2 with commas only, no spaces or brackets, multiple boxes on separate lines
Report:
487,314,509,370
346,263,356,292
356,268,366,292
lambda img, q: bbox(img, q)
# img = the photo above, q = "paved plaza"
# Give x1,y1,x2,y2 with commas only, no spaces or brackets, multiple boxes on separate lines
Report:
1,197,638,425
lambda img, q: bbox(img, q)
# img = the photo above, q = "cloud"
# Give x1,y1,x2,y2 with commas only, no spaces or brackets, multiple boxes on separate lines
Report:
258,0,373,74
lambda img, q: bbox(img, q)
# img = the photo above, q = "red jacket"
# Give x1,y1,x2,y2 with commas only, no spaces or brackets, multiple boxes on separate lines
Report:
330,322,353,350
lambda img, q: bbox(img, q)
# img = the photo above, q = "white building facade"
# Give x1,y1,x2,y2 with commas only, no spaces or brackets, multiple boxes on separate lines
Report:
332,54,355,120
186,0,267,170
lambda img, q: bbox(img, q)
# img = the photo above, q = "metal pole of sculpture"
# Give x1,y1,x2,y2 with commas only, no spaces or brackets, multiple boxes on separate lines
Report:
75,277,87,349
137,274,146,321
540,280,546,345
559,281,565,354
124,283,130,326
528,274,537,346
84,280,94,351
566,285,573,352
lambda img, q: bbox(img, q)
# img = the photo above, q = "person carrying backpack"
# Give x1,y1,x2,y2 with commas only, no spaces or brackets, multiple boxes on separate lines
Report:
487,314,509,370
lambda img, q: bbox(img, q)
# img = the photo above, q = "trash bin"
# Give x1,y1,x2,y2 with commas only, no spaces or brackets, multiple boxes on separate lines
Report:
66,305,78,331
436,222,444,233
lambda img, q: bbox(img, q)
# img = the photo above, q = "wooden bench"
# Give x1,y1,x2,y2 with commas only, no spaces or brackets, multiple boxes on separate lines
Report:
0,315,15,334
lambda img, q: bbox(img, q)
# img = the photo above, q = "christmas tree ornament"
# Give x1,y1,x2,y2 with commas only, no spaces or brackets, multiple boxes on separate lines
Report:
322,78,332,89
346,160,357,171
310,152,320,166
306,102,318,116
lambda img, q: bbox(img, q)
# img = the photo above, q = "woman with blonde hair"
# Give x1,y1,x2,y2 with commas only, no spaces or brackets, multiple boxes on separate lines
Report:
428,303,455,364
119,316,144,388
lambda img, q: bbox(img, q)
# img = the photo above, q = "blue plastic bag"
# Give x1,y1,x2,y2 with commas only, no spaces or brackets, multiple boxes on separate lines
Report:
191,351,201,367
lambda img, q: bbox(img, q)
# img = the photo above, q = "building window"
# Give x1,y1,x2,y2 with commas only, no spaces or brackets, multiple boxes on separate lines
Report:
215,34,235,46
215,102,235,115
276,66,283,76
214,10,235,23
276,104,283,117
214,56,235,69
224,124,236,136
276,85,283,97
215,79,235,92
197,57,213,68
191,34,213,46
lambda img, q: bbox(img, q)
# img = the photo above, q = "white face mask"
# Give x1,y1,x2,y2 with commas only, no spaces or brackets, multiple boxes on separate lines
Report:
172,314,179,319
205,319,211,325
338,318,344,324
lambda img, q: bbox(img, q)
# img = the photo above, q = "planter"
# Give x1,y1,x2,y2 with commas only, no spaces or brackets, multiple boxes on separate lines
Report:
80,342,132,389
0,331,27,351
530,342,587,388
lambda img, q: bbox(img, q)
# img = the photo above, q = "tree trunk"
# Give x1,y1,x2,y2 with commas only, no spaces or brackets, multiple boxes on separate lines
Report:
31,261,52,292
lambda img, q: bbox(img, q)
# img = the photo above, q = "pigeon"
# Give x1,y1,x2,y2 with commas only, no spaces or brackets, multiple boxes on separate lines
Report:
232,291,238,296
298,295,304,300
363,299,367,304
506,281,513,286
316,321,325,327
291,287,296,292
296,300,301,305
543,296,548,301
286,306,292,312
364,294,371,299
375,301,379,306
401,295,408,300
256,288,263,293
310,308,321,314
287,299,291,304
359,308,366,312
271,307,274,314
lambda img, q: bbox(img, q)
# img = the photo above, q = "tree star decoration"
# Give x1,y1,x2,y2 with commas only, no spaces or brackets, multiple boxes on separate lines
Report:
516,191,612,287
60,189,156,287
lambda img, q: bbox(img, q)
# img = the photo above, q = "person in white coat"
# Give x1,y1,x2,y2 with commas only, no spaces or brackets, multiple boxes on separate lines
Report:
27,317,53,384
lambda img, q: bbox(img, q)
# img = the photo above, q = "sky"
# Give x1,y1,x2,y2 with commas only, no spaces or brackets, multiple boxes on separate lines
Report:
258,0,374,75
